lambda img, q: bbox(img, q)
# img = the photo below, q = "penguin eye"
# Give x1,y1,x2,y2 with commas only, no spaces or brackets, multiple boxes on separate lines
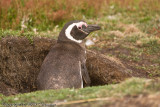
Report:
78,27,82,29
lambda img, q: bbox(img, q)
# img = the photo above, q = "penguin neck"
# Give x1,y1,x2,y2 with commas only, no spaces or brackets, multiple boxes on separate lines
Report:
57,39,86,51
58,32,86,52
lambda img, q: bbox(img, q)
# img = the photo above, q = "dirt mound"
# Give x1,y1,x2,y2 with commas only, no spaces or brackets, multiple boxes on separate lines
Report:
0,82,18,96
87,50,131,85
0,36,131,96
0,36,56,94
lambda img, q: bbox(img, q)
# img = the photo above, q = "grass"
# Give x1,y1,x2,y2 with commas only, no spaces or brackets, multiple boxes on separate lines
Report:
1,78,160,105
0,28,59,40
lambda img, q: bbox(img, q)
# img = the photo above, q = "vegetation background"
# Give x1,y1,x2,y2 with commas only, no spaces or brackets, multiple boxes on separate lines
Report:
0,0,159,30
0,0,160,106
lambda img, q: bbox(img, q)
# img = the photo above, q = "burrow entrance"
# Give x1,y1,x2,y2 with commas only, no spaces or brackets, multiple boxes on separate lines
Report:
0,36,131,96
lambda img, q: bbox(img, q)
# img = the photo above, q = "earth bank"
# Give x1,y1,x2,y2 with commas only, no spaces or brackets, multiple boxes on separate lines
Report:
0,36,131,96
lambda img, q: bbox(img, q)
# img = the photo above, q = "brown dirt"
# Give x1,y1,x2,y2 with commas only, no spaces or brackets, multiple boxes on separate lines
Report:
0,36,56,95
0,82,18,96
0,36,131,96
86,50,131,85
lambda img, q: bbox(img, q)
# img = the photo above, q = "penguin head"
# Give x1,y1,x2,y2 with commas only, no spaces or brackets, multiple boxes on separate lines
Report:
58,20,101,43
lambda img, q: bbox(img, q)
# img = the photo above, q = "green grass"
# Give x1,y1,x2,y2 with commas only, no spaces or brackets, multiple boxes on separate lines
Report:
1,78,160,105
0,29,59,40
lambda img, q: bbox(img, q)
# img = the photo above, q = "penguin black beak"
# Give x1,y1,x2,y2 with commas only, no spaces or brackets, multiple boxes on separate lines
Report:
82,25,101,34
87,25,101,32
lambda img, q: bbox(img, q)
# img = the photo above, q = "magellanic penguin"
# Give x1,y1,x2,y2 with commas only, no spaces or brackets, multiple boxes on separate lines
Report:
37,20,101,90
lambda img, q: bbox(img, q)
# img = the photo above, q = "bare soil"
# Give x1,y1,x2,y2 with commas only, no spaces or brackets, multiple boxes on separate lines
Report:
0,36,56,95
0,36,130,96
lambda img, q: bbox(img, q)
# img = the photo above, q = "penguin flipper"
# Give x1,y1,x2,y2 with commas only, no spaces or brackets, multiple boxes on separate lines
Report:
81,62,91,86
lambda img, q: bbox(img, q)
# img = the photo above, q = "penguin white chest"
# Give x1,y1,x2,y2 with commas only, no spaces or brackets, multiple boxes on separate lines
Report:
79,61,83,88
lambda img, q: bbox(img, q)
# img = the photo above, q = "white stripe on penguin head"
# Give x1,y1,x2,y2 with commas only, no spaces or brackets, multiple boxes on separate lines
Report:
65,22,87,43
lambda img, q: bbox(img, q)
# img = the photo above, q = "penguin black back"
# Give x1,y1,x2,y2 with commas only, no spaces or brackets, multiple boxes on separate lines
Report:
37,20,101,90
